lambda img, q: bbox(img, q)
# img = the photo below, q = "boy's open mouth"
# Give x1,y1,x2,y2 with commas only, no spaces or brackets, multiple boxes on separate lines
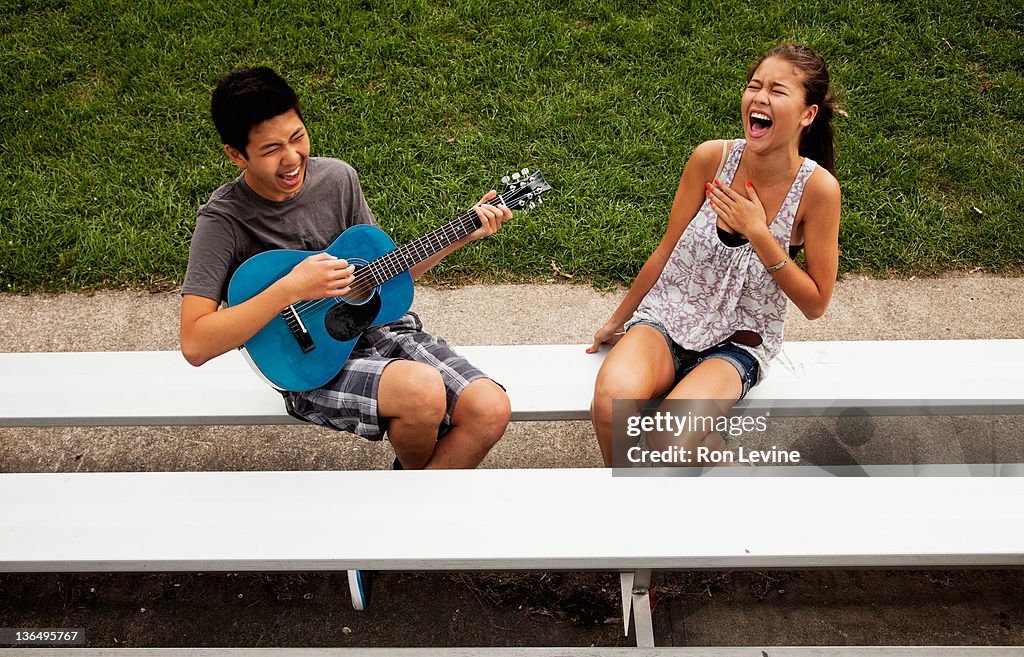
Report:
279,165,302,188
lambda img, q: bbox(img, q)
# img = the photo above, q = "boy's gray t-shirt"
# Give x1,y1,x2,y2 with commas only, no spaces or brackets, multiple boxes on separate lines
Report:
182,157,376,303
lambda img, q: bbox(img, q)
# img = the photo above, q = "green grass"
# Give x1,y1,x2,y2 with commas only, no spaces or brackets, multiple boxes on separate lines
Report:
1,0,1022,291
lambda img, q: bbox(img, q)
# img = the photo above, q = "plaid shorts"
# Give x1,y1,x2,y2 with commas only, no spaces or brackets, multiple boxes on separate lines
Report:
281,312,492,442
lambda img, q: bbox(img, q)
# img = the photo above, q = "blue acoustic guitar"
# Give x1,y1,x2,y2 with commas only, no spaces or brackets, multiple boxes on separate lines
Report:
227,169,552,392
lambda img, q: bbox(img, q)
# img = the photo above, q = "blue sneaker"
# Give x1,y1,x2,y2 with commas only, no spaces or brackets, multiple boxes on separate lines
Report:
347,569,373,610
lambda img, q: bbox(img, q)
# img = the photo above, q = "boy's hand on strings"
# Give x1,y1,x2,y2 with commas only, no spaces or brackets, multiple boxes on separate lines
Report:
285,253,356,301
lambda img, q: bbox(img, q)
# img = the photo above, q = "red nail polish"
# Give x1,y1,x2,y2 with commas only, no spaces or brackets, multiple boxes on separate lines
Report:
714,179,720,185
746,181,752,188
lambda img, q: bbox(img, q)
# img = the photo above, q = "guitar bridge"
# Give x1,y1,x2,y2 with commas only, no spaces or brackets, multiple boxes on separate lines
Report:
281,305,316,353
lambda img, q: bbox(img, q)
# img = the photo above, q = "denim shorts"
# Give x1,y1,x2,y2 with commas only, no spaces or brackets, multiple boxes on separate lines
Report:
624,318,760,399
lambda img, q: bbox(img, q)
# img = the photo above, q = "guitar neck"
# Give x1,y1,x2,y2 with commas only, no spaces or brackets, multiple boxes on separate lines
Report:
361,196,503,286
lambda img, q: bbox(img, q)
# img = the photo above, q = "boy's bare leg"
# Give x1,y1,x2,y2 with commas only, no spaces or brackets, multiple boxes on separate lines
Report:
377,362,509,469
377,360,446,469
427,379,509,469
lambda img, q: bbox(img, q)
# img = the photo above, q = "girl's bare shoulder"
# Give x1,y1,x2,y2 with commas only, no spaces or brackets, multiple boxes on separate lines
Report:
687,139,731,178
803,165,841,217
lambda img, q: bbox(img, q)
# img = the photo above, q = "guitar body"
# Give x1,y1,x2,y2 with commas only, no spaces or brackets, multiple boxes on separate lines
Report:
227,224,414,392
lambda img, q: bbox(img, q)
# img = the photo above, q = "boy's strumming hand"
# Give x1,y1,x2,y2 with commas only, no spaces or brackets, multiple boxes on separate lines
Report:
283,253,356,302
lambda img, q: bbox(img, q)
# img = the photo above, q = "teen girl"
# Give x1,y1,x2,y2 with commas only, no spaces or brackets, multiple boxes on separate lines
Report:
589,44,842,465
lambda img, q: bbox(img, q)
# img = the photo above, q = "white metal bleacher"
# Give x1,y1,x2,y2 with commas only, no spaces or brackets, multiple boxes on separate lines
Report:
2,340,1023,427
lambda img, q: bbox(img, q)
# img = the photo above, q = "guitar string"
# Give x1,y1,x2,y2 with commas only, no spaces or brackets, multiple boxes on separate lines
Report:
288,182,542,317
289,210,481,316
287,183,542,318
286,187,535,319
285,209,477,315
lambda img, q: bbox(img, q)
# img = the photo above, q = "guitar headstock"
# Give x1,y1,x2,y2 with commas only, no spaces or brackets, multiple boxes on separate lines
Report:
497,169,552,213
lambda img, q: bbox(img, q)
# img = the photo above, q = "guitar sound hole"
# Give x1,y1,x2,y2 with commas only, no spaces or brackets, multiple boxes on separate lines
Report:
324,291,381,342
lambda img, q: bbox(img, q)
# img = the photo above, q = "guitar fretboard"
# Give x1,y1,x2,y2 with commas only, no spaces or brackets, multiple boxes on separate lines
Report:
360,199,499,287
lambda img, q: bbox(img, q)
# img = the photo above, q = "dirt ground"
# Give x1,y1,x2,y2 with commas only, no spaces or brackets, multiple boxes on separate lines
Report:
1,569,1022,648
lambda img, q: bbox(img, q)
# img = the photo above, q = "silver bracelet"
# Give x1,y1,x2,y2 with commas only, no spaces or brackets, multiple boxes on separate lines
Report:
766,257,789,272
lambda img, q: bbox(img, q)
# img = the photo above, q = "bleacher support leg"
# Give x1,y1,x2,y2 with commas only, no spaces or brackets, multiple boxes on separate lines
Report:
620,569,654,647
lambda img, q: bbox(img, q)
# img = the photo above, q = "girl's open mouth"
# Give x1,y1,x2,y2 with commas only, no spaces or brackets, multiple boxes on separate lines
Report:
749,111,774,139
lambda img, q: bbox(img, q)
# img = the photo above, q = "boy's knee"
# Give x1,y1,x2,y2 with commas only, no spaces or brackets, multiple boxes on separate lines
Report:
454,380,511,445
382,362,447,425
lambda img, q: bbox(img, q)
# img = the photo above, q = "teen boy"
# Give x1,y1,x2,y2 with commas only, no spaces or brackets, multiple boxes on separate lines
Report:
180,67,513,472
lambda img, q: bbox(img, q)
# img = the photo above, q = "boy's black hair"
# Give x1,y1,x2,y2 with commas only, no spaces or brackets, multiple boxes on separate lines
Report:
210,67,303,157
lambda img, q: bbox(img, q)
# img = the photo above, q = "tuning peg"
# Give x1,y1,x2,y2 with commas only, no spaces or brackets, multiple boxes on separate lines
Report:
521,168,530,176
537,197,543,204
511,172,521,181
501,176,510,184
529,202,536,209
